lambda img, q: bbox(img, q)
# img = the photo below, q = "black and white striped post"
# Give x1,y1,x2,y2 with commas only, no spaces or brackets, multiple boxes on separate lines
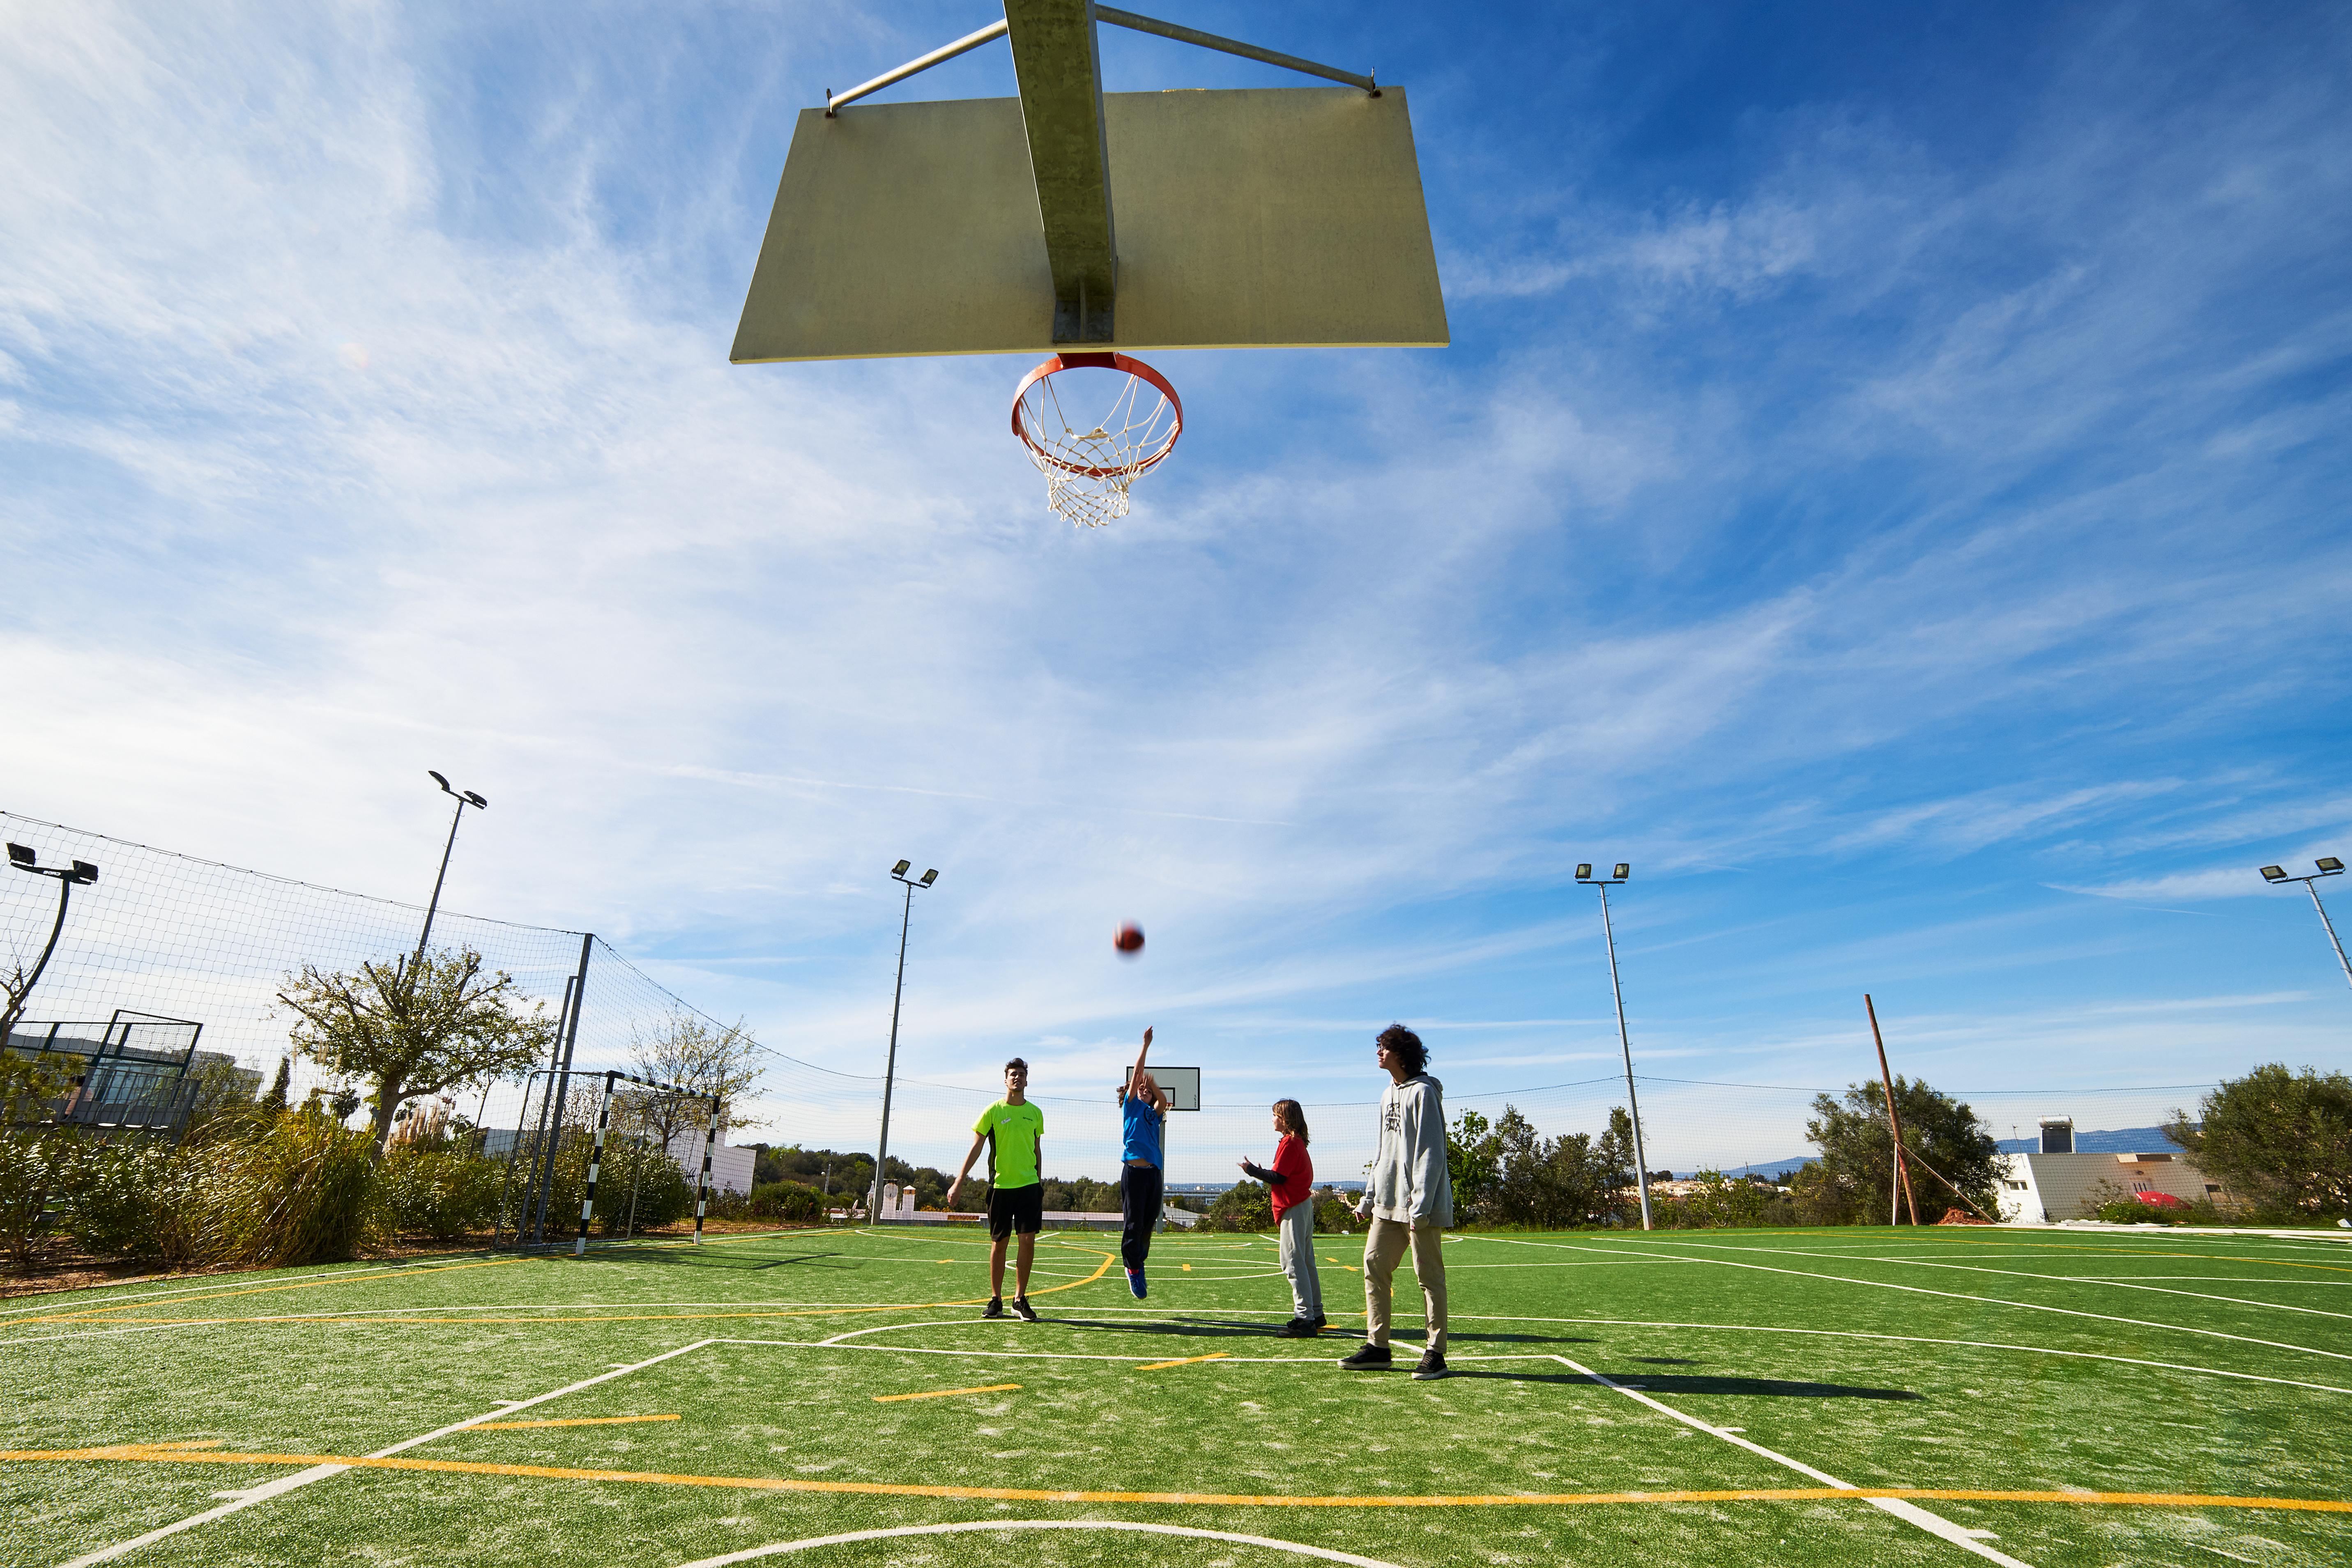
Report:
574,1071,620,1256
573,1069,723,1254
695,1103,720,1245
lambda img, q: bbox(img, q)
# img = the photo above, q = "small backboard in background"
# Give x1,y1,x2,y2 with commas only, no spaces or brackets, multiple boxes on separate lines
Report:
1154,1065,1200,1112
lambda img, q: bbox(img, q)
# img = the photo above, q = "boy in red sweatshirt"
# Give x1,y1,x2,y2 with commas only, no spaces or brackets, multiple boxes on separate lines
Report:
1239,1099,1324,1336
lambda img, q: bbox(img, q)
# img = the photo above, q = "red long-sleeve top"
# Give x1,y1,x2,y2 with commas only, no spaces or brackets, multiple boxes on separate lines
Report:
1243,1134,1315,1218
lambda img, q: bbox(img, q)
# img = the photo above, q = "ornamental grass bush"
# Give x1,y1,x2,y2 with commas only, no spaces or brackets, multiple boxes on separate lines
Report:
370,1145,506,1241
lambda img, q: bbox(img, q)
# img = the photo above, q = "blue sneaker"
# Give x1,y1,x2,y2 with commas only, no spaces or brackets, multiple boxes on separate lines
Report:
1127,1267,1146,1299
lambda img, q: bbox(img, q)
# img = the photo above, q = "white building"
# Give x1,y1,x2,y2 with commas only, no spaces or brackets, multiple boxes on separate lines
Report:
1995,1119,2222,1223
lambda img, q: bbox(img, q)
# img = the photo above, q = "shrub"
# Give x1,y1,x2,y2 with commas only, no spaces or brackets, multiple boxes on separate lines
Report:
0,1128,73,1274
204,1110,375,1267
596,1139,695,1235
1202,1180,1273,1232
60,1135,205,1266
720,1179,825,1223
1655,1170,1800,1230
372,1147,505,1240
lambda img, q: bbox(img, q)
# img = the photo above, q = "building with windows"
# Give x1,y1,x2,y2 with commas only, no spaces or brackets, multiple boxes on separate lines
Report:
1994,1117,2224,1223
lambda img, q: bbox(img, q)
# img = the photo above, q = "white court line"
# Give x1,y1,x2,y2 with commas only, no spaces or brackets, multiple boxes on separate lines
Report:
51,1339,716,1568
673,1519,1403,1568
1463,1235,2352,1364
1549,1354,2032,1567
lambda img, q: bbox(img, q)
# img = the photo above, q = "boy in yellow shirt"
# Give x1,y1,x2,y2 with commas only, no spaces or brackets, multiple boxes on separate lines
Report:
946,1058,1047,1320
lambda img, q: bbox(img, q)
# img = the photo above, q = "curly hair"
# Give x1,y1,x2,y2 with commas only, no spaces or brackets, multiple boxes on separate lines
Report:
1374,1023,1427,1076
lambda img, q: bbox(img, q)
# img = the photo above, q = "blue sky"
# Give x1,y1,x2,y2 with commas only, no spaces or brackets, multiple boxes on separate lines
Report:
3,3,2348,1174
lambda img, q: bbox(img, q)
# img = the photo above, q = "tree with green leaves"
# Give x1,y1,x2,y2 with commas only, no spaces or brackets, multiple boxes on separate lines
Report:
259,1056,291,1116
278,947,557,1154
1479,1105,1637,1229
2164,1064,2352,1219
1803,1075,1999,1225
624,1008,767,1157
1447,1107,1502,1221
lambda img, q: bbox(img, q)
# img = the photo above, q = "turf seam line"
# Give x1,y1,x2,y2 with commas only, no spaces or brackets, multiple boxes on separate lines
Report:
1547,1354,2035,1567
670,1519,1405,1568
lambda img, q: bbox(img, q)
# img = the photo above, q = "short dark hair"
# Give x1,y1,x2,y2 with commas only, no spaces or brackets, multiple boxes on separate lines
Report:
1375,1024,1426,1076
1273,1099,1309,1145
1004,1057,1028,1076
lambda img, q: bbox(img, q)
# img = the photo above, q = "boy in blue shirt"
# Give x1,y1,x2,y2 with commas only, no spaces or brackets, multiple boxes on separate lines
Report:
1118,1025,1168,1298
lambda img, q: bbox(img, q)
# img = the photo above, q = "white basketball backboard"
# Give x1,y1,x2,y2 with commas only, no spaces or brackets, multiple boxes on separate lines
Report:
1153,1065,1200,1112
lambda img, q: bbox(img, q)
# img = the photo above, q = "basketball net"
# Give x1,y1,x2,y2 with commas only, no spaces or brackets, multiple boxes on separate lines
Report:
1010,352,1184,528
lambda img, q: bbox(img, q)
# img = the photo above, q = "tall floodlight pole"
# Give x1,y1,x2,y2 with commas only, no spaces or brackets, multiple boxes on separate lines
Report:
1577,862,1654,1232
2259,858,2352,996
414,771,488,971
868,860,939,1224
2,844,99,1043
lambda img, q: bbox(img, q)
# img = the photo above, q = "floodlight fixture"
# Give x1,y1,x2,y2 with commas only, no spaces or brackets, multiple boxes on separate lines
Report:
414,771,492,967
1575,863,1593,881
2258,854,2352,998
872,856,940,1222
1615,863,1632,881
0,842,100,1039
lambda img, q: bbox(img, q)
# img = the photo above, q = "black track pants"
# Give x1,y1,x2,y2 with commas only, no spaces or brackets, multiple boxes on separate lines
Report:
1119,1163,1163,1270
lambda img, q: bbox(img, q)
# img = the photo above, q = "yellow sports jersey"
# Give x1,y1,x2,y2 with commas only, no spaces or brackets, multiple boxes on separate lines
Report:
972,1099,1044,1188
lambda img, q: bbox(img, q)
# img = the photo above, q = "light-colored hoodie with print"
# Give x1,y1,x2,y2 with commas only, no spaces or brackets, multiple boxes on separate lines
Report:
1364,1072,1454,1228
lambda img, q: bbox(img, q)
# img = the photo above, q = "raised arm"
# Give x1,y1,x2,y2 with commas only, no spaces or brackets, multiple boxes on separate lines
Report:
1125,1025,1155,1103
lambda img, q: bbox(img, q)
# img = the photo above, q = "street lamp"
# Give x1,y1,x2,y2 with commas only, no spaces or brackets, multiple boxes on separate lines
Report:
1576,861,1655,1232
2258,857,2352,996
3,844,98,1042
414,771,488,969
869,860,939,1224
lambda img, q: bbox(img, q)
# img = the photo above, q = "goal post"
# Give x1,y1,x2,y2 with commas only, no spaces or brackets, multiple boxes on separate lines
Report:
574,1069,723,1255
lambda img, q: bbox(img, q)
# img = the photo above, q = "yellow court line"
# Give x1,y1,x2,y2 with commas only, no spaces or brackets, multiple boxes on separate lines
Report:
474,1415,679,1430
6,1258,520,1328
6,1447,2348,1514
1135,1353,1229,1371
873,1384,1022,1403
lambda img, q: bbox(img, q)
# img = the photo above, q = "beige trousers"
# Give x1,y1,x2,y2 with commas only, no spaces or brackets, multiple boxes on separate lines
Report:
1362,1216,1446,1354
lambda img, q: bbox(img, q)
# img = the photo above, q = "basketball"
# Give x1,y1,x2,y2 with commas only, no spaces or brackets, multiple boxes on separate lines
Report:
1114,922,1146,956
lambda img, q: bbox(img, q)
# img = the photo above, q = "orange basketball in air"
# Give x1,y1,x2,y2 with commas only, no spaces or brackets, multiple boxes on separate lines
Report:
1114,922,1145,956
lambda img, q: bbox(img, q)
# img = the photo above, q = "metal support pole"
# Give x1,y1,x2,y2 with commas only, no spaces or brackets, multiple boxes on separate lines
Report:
697,1102,719,1244
2306,881,2352,995
1094,7,1377,94
575,1071,618,1256
1866,994,1921,1227
532,937,592,1245
1597,883,1654,1232
413,795,469,971
827,18,1009,113
0,876,75,1043
869,880,916,1225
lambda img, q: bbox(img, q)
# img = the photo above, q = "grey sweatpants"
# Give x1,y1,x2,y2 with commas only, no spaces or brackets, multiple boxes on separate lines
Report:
1362,1216,1447,1354
1277,1200,1323,1321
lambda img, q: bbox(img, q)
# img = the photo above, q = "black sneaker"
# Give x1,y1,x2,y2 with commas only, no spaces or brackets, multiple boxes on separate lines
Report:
1337,1342,1392,1370
1278,1317,1314,1338
1312,1314,1328,1330
981,1297,1005,1319
1010,1297,1039,1322
1411,1350,1450,1381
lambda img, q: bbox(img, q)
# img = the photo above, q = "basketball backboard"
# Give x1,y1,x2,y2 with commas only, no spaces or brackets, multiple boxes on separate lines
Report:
730,4,1447,363
1153,1065,1200,1112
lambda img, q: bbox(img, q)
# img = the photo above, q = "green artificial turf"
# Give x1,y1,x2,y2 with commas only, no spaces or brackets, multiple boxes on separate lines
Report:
5,1224,2349,1567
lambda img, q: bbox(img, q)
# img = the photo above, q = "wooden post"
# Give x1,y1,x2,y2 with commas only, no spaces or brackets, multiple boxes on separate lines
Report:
1865,994,1922,1226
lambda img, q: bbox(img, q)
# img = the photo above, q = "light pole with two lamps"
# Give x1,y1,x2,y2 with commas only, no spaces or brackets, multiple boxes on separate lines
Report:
1576,861,1656,1232
870,859,938,1223
2,844,98,1042
414,771,488,970
2259,857,2352,996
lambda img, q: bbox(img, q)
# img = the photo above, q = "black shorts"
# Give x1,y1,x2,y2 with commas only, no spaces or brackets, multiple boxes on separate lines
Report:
987,1184,1043,1239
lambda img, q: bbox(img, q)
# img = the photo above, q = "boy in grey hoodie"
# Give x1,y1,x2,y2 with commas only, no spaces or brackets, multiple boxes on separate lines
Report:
1338,1023,1454,1380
